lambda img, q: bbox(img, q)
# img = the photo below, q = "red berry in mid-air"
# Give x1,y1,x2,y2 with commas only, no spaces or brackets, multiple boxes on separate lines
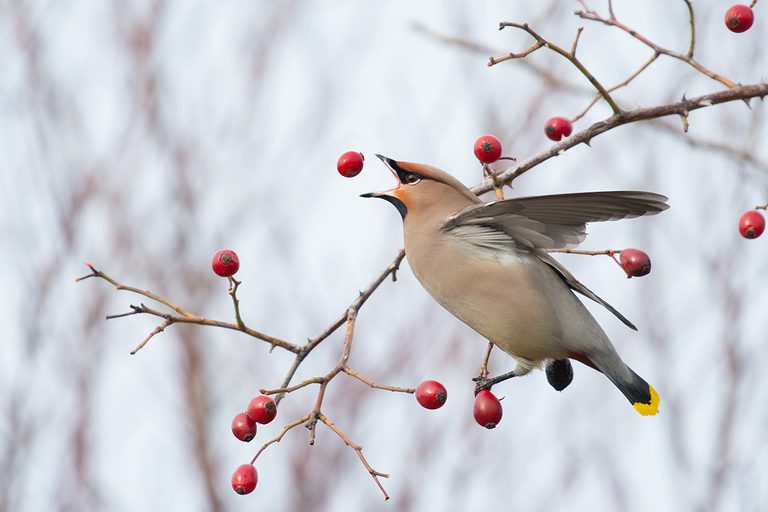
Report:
415,380,448,409
473,135,503,164
212,249,240,277
247,395,277,424
739,210,765,239
725,5,754,32
231,464,258,495
231,412,257,442
473,389,503,429
544,117,573,141
619,248,652,278
337,151,365,177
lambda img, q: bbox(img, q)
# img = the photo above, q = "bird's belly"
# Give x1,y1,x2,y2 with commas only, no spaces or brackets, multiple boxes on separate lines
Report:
410,244,566,362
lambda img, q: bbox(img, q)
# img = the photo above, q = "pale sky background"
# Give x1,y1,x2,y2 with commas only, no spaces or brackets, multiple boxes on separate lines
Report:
2,1,767,511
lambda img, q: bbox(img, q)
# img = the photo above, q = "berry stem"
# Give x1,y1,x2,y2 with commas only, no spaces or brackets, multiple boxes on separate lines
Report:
228,277,246,329
342,367,416,394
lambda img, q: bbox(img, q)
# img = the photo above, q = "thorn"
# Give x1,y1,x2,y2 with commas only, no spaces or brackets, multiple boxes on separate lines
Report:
681,92,687,102
741,97,753,109
583,139,592,147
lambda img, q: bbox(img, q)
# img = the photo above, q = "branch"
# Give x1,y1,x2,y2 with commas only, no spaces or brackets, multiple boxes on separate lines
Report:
572,52,659,123
319,414,390,501
575,3,734,88
343,368,415,394
470,83,768,192
77,263,301,354
493,22,621,114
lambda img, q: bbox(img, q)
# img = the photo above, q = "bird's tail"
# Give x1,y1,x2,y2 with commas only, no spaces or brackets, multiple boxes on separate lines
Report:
578,352,660,416
610,367,660,416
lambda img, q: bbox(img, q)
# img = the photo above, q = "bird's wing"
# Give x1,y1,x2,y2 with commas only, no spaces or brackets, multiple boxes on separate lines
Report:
442,191,669,250
533,248,637,330
442,191,668,329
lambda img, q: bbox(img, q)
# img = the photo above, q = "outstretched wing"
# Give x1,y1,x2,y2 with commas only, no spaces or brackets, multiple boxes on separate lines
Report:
443,191,669,250
441,191,669,329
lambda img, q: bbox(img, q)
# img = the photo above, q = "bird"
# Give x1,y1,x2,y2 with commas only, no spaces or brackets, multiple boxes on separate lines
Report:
361,154,668,416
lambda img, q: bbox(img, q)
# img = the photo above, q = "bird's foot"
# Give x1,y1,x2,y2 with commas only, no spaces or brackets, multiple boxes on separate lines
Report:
472,369,517,395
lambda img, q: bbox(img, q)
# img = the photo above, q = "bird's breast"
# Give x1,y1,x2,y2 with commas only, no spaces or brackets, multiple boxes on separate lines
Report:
404,229,565,361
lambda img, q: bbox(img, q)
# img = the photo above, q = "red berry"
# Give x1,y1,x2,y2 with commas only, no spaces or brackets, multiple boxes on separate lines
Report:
337,151,365,178
725,5,754,33
231,412,257,442
415,380,448,409
544,117,573,141
473,389,503,429
739,210,765,239
619,248,651,278
231,464,258,495
211,249,240,277
473,135,503,164
247,395,277,424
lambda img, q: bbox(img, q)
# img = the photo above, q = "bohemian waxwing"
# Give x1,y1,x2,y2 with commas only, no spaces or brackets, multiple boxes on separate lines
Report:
362,155,668,416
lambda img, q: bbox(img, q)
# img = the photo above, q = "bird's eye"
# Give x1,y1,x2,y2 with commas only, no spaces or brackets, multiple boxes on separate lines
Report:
404,173,421,185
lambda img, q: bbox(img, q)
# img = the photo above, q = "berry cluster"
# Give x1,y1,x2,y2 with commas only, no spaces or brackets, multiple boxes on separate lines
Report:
229,394,277,495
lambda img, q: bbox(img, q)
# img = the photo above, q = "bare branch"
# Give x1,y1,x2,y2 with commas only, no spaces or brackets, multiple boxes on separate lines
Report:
494,22,621,114
575,4,735,88
342,368,415,394
319,414,390,501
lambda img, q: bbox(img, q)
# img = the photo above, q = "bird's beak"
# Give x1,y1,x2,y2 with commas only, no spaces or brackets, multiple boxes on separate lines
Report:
360,154,401,199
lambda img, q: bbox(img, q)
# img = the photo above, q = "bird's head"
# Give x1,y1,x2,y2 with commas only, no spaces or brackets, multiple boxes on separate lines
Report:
361,155,478,219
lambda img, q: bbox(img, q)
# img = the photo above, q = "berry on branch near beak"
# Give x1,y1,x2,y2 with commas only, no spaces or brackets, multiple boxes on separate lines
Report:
337,151,365,177
473,135,503,164
725,5,754,33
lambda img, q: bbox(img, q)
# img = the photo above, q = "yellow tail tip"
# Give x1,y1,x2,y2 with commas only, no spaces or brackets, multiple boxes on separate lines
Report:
633,385,660,416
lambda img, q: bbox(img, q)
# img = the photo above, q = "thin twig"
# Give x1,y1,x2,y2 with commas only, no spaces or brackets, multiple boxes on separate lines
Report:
250,415,310,464
572,52,659,123
319,414,390,501
77,263,301,353
570,26,584,57
682,0,695,58
342,368,416,394
228,277,245,329
494,22,621,114
575,4,735,88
